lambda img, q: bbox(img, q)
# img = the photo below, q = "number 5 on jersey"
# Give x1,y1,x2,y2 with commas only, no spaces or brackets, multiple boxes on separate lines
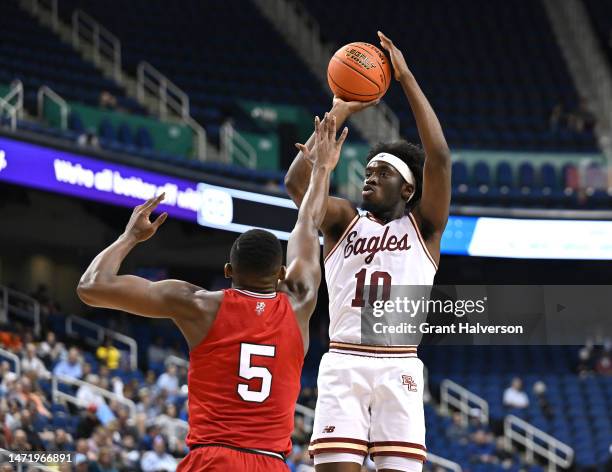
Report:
237,343,276,403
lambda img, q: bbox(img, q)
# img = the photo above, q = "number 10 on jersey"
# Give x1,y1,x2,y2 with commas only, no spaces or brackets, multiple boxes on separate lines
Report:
351,269,392,307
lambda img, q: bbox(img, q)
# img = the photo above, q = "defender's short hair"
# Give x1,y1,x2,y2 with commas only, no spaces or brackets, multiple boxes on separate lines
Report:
366,140,425,211
230,229,282,276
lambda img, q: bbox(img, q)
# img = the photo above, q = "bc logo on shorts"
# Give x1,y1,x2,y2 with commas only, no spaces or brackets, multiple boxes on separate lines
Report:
402,375,418,392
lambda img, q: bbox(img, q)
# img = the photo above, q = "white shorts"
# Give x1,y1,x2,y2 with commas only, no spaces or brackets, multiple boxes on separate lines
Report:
308,344,427,467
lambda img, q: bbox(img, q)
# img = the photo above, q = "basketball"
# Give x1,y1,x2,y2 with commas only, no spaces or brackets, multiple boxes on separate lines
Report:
327,42,392,102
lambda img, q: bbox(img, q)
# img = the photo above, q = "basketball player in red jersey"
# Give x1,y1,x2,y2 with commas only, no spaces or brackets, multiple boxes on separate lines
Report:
285,32,451,472
77,116,349,471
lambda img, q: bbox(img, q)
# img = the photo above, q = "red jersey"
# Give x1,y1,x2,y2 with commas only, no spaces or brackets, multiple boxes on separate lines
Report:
186,288,304,456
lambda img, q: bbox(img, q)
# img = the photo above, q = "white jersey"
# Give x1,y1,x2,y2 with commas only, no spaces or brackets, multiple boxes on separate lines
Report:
324,211,437,345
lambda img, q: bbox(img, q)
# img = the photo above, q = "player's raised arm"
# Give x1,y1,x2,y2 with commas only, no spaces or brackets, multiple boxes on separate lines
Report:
282,115,348,325
378,30,451,236
284,100,374,246
76,194,206,329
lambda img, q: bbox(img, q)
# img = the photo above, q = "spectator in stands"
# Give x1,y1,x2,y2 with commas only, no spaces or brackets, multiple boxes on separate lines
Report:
16,410,44,450
10,428,33,451
292,414,308,445
156,364,179,396
533,381,554,420
577,346,593,377
12,377,50,418
119,434,141,470
77,374,105,409
503,377,529,409
97,336,121,370
49,428,75,452
147,336,168,366
38,331,66,367
99,91,118,111
468,429,497,464
493,436,515,468
140,435,177,472
0,330,22,352
595,353,612,375
0,361,18,393
21,342,50,378
90,446,118,472
53,347,83,379
77,131,100,149
446,411,469,444
567,98,596,133
76,405,101,439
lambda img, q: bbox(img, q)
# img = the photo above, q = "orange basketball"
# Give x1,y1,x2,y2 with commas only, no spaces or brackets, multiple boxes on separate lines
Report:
327,42,392,102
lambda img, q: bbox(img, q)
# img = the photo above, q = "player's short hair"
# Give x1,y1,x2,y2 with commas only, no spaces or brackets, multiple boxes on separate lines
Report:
366,140,425,211
230,229,282,276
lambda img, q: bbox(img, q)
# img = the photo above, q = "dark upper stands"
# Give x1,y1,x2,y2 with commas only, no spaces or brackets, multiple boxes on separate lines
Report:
0,1,144,115
584,0,612,66
57,0,333,143
305,0,598,153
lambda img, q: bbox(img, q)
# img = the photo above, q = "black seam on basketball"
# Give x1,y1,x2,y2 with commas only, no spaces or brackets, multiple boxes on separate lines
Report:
347,43,388,89
330,56,381,96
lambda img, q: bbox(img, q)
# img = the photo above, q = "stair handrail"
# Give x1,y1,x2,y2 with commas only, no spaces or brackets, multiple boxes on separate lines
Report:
185,115,207,161
0,285,41,337
72,9,122,82
440,379,489,425
0,347,21,377
0,80,24,131
427,452,463,472
52,374,136,416
505,414,573,470
137,62,189,120
220,122,257,168
37,85,69,130
23,0,58,31
65,315,137,370
165,354,189,369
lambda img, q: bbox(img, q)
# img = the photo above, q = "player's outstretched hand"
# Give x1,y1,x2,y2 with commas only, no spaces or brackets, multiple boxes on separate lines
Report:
377,30,410,81
123,193,168,243
332,96,380,117
295,113,348,169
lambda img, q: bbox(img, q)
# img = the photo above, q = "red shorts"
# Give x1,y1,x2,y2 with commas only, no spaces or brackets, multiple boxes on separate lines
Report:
177,445,289,472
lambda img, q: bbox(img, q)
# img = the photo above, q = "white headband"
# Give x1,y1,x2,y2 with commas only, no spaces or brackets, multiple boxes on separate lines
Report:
368,152,415,186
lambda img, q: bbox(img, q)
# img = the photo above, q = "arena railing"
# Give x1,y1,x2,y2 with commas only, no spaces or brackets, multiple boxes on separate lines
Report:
72,10,122,83
51,374,137,417
0,80,24,131
19,0,58,32
136,62,207,160
427,452,463,472
220,122,257,168
164,355,189,370
505,415,574,471
0,285,41,338
137,62,189,120
65,315,137,371
440,379,489,426
37,85,69,130
0,347,21,377
0,447,59,472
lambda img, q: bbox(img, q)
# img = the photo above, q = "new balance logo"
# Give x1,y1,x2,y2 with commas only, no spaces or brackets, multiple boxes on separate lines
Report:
255,302,266,315
402,375,418,392
322,425,336,433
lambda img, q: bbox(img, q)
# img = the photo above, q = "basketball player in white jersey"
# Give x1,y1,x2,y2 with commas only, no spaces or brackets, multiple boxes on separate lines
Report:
285,31,451,472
